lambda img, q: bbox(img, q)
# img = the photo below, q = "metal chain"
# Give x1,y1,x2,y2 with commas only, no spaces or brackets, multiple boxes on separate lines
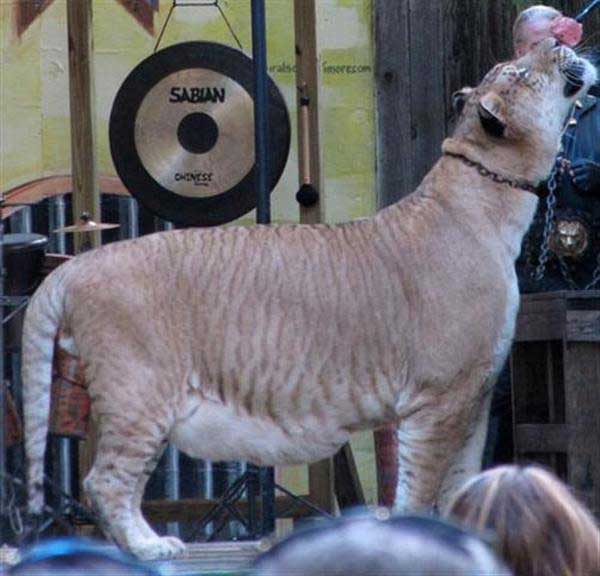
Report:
533,158,561,281
0,471,24,536
558,252,600,290
534,150,600,289
558,256,580,290
154,0,243,53
586,256,600,290
532,100,582,283
443,152,538,194
6,479,23,536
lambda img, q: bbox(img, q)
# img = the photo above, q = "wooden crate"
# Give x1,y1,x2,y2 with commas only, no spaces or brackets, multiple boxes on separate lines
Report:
511,291,600,518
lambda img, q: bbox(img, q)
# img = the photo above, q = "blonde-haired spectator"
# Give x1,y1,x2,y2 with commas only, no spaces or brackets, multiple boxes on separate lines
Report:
446,465,600,576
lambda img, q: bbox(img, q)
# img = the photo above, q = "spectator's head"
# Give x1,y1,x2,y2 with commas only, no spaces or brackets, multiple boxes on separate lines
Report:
253,513,511,576
446,465,600,576
8,538,160,576
513,5,562,57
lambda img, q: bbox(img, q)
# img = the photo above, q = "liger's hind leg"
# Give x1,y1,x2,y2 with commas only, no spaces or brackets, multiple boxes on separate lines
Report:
394,395,480,513
437,390,493,512
83,414,185,560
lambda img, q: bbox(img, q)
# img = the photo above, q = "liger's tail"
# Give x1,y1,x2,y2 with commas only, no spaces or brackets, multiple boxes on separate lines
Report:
21,268,68,514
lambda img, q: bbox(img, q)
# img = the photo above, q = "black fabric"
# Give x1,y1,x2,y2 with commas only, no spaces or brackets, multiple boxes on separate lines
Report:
486,92,600,467
518,93,600,291
483,364,513,468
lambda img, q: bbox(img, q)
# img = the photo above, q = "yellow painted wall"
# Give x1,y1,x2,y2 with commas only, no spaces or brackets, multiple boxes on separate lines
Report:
1,0,376,224
0,0,378,505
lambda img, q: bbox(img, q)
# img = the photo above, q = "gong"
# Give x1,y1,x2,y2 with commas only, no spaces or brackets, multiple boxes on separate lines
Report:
109,42,291,227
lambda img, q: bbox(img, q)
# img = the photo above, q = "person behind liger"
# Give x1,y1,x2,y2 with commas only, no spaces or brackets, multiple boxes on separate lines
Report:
446,465,600,576
485,4,600,467
515,5,600,292
253,513,511,576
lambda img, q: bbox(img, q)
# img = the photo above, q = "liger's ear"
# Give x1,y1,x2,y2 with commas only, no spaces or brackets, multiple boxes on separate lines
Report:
452,87,473,115
478,92,507,138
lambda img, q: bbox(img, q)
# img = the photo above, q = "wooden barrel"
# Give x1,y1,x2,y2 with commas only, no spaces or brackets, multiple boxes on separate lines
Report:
49,339,90,439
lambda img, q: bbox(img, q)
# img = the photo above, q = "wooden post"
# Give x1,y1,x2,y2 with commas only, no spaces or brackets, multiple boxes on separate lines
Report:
563,328,600,516
294,0,324,224
374,0,445,207
67,0,100,252
511,292,600,518
374,0,529,208
293,0,334,514
333,444,365,509
66,0,100,508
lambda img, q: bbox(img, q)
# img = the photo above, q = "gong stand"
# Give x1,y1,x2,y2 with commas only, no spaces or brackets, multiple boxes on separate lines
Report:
188,0,339,538
251,0,275,537
179,0,332,539
194,0,275,539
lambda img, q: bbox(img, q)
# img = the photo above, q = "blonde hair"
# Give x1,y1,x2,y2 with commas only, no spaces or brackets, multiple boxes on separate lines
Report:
446,465,600,576
513,5,562,53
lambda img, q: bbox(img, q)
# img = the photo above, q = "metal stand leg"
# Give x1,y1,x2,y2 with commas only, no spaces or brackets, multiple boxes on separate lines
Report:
165,445,180,538
261,467,275,535
251,0,276,539
119,197,139,240
49,196,73,514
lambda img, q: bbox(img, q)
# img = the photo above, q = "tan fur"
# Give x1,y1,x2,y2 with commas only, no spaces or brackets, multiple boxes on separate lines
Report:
21,40,596,559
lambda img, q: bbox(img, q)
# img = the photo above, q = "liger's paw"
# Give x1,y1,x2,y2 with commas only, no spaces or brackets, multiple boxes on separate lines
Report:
129,535,186,560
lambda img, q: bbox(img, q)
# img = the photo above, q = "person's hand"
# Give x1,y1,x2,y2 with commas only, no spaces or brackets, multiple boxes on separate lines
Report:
570,159,600,194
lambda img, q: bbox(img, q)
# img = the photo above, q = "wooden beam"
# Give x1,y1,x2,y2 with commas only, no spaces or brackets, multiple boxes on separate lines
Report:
514,424,569,453
563,341,600,517
294,0,334,514
308,458,336,515
1,175,128,220
407,0,445,192
374,0,412,207
375,0,520,207
66,0,100,499
294,0,324,224
142,495,316,523
66,0,100,252
333,444,365,509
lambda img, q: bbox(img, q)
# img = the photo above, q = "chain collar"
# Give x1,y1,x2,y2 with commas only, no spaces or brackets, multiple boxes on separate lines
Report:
443,151,544,198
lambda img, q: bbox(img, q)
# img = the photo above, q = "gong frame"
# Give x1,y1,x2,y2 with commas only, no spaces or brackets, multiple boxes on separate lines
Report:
109,40,291,227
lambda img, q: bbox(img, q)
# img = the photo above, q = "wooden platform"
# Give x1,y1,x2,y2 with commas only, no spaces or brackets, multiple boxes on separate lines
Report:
153,542,263,575
0,541,264,575
512,290,600,518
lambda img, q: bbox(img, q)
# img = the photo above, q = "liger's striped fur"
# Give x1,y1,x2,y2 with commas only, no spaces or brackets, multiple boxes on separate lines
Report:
21,41,596,559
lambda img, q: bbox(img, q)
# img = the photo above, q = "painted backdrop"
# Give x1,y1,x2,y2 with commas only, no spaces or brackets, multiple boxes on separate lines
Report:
0,0,378,502
0,0,376,224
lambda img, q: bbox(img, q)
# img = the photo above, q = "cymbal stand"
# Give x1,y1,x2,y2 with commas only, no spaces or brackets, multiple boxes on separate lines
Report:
0,198,30,542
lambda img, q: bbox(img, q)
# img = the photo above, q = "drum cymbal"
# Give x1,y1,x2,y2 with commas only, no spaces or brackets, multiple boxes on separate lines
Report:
109,41,291,227
54,212,120,234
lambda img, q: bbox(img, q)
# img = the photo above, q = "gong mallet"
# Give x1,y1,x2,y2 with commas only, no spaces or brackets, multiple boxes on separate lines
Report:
295,86,319,208
576,0,600,22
